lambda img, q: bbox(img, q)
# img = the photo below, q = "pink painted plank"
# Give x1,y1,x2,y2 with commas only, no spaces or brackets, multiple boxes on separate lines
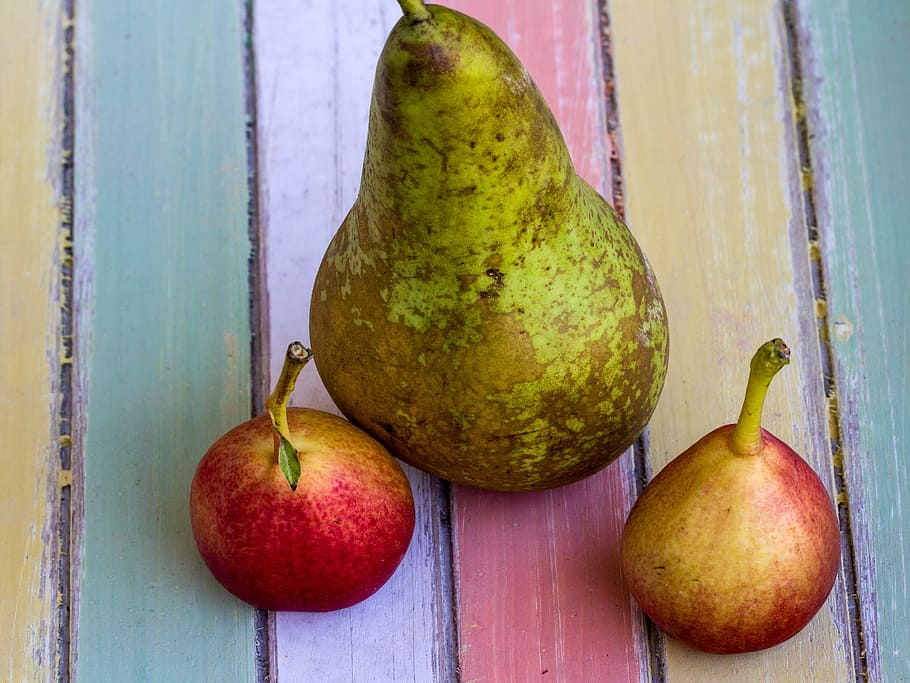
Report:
451,0,614,191
446,1,642,681
456,476,640,681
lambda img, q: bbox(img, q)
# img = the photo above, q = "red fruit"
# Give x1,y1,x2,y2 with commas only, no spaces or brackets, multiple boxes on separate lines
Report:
190,343,415,611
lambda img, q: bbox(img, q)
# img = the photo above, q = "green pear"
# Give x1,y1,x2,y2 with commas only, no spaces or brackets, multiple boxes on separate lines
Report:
309,0,668,491
620,339,841,653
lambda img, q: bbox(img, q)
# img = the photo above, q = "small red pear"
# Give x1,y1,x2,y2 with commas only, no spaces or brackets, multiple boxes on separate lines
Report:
190,342,415,612
620,338,840,654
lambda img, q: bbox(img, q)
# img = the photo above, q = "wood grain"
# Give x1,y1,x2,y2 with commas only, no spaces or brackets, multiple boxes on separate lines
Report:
610,0,855,679
0,1,65,679
72,1,258,679
254,2,455,681
443,1,643,681
18,0,898,679
798,1,910,681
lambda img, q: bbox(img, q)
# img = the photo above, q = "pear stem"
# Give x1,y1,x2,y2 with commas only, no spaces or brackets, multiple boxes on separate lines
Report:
397,0,431,22
265,341,313,454
729,338,790,455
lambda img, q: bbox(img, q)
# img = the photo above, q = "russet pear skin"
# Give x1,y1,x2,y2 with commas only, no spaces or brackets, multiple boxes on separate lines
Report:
310,3,668,490
620,425,840,654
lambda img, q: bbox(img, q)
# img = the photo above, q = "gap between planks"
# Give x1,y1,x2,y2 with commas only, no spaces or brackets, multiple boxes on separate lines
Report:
239,0,276,679
598,1,667,680
57,0,77,680
780,1,868,679
608,0,856,679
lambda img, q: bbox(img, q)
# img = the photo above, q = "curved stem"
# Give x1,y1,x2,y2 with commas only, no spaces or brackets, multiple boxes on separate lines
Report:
729,338,790,455
265,342,313,489
397,0,431,22
265,341,312,438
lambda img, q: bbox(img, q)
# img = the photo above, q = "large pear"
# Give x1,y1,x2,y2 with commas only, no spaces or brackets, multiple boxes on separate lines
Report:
309,0,668,491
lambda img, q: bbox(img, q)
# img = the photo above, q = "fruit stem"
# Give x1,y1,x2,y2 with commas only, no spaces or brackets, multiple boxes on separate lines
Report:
265,342,313,489
266,341,313,438
397,0,431,22
729,338,790,455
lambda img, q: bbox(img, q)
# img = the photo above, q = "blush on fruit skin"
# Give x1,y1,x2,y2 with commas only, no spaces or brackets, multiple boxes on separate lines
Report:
620,425,841,655
190,408,415,612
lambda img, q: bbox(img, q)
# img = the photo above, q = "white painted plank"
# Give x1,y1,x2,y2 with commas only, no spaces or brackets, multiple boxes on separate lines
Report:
254,1,454,680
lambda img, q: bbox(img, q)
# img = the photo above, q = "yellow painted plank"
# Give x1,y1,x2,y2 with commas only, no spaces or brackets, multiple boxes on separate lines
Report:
611,1,853,680
0,0,65,680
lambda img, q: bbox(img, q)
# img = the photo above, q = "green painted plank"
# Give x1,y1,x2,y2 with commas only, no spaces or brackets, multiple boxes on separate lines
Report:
799,1,910,681
73,1,258,679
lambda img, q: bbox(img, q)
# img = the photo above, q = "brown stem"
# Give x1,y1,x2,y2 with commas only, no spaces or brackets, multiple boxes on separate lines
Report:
265,342,313,489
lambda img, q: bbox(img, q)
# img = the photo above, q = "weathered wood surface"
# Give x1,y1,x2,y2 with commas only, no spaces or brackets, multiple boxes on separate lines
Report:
609,1,853,680
0,2,65,680
799,1,910,681
0,0,907,680
254,2,456,680
71,1,258,680
443,3,644,682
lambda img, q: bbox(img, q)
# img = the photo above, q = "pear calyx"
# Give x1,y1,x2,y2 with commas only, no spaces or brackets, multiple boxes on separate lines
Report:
398,0,431,23
729,338,790,455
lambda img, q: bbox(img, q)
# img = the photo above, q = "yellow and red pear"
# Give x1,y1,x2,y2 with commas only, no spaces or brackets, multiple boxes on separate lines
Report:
620,339,840,654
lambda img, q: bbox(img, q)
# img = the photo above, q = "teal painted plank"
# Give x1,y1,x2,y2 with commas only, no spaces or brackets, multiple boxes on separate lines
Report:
799,1,910,681
73,1,258,679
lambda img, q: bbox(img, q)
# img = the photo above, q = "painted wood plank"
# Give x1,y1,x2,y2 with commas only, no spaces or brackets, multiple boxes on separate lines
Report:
0,1,65,680
797,1,910,681
254,1,455,681
72,1,259,679
440,2,644,681
610,0,856,680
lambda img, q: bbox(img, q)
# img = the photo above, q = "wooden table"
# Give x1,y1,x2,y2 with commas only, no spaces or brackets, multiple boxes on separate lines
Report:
2,0,907,681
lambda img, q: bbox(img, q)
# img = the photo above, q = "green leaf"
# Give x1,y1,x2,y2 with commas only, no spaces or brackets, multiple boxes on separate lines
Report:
277,432,300,491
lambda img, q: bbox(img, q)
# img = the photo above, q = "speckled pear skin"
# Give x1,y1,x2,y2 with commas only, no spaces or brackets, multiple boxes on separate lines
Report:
309,4,668,491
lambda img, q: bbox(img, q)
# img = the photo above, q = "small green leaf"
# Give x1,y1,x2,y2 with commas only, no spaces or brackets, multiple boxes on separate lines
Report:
277,433,300,491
